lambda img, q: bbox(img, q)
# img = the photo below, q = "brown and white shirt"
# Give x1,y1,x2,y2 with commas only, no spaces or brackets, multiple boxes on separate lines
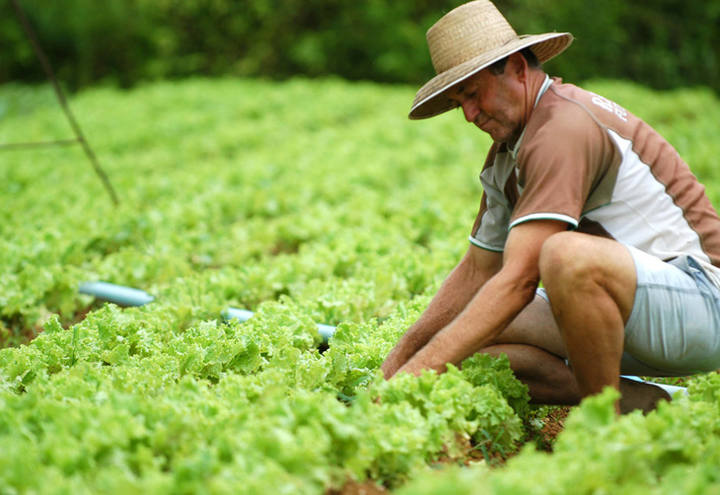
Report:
470,76,720,287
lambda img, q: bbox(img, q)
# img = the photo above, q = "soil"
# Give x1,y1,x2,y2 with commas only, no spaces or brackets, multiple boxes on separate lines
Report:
328,408,573,494
432,433,487,466
66,304,96,328
328,480,388,495
536,406,571,450
0,302,99,349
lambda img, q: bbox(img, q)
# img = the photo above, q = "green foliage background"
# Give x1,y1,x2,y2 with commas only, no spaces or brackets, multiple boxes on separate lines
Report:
2,0,718,92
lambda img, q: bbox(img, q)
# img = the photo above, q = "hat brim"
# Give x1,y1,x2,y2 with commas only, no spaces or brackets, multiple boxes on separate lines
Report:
408,32,573,120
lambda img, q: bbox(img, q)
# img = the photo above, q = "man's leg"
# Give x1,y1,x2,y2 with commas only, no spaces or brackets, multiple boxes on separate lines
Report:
538,232,636,408
482,345,670,412
482,343,581,404
483,293,579,403
483,232,671,412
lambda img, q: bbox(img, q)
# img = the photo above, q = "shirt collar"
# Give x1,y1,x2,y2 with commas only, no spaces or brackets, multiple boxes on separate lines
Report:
508,74,552,160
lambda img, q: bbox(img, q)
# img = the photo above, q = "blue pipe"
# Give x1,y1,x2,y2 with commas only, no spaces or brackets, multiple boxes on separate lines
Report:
79,281,337,342
221,307,336,341
79,281,155,306
222,307,255,322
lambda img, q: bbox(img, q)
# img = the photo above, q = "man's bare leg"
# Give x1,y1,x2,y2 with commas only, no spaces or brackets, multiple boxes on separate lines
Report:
481,293,579,403
539,232,636,411
484,343,669,411
482,267,670,413
483,343,581,404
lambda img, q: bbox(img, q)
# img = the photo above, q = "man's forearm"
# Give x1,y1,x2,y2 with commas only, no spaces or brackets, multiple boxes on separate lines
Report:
397,271,536,376
381,249,498,378
394,220,566,376
381,287,473,378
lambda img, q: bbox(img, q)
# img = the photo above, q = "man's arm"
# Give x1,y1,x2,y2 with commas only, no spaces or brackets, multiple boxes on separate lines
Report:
395,220,567,376
381,244,503,378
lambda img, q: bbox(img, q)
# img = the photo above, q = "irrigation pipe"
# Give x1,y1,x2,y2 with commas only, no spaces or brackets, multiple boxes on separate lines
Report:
77,281,686,395
78,281,335,342
79,282,155,307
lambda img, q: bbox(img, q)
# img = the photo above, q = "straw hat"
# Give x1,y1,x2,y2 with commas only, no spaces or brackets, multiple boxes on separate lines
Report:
409,0,573,120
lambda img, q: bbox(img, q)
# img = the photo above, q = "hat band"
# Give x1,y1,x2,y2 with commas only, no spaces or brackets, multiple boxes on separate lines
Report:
432,31,517,73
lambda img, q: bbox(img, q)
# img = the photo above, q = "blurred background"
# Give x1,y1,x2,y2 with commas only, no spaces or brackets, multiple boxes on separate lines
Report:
2,0,719,93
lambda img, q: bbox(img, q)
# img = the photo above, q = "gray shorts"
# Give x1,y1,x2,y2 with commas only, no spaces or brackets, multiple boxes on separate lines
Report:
539,246,720,376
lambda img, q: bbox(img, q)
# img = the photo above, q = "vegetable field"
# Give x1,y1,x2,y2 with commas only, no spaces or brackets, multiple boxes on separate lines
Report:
1,78,719,494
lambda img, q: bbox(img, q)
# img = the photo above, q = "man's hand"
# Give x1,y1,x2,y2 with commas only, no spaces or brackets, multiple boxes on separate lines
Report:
381,348,410,379
395,354,439,377
380,245,502,379
392,220,568,377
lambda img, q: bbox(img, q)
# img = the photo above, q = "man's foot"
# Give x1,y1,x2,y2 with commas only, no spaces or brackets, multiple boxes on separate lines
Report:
619,377,672,414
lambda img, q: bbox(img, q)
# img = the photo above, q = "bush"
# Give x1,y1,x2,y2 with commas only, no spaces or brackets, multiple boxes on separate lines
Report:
2,0,718,93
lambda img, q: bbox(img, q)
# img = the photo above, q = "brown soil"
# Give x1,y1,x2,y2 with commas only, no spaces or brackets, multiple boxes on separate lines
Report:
0,321,43,348
432,432,513,468
327,480,388,495
66,304,96,328
0,303,98,349
535,406,571,451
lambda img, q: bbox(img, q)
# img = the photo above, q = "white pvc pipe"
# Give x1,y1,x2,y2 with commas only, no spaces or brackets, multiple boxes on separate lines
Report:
80,282,336,342
79,281,154,306
222,307,335,341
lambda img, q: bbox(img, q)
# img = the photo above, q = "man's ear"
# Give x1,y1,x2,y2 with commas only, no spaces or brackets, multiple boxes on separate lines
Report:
507,52,529,82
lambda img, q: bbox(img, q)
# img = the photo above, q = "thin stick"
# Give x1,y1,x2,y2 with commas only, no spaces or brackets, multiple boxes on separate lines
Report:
9,0,120,205
0,138,80,150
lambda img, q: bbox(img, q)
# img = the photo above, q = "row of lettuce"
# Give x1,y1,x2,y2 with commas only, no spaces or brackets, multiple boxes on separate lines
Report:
1,77,720,492
2,265,719,493
1,295,530,493
398,375,720,495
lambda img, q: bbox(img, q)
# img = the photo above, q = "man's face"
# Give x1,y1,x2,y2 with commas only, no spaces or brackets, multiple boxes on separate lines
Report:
447,61,526,144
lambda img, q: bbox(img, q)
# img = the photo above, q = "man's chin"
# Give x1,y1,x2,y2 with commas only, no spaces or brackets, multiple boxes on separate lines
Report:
490,130,520,146
482,126,508,143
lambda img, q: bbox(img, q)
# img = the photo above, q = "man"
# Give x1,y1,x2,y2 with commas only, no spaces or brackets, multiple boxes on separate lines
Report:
381,0,720,413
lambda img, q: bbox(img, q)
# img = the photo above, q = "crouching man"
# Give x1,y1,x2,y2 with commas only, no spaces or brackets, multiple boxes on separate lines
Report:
382,0,720,414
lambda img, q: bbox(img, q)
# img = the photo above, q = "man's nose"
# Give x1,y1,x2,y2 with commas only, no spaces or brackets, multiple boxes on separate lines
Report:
461,100,479,124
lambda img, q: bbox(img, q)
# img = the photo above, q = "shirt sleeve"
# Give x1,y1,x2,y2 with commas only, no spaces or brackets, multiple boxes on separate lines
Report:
510,102,612,230
470,144,512,251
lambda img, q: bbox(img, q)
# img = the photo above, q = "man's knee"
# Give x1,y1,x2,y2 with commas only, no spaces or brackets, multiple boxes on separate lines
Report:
539,231,637,321
538,232,600,288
